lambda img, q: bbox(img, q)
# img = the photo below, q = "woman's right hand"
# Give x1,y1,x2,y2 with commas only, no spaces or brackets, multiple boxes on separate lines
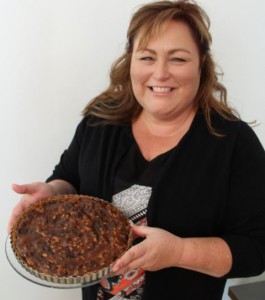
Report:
7,182,55,233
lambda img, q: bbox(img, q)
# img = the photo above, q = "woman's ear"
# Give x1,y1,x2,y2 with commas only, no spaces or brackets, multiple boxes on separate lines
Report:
201,55,206,65
199,55,206,70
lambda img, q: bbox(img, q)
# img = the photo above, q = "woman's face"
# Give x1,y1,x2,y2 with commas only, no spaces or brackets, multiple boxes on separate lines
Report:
130,21,201,121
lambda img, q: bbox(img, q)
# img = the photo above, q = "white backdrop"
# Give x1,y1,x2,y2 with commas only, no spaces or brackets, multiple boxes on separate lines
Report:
0,1,264,299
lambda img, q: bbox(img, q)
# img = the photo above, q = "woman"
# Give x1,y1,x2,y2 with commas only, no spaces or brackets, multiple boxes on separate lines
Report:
8,1,265,299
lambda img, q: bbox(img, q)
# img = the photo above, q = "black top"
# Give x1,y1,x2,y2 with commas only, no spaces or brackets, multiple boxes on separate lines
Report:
47,111,265,300
97,134,173,299
113,128,173,194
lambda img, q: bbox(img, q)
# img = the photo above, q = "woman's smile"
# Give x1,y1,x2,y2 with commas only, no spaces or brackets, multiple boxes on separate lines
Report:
149,86,175,94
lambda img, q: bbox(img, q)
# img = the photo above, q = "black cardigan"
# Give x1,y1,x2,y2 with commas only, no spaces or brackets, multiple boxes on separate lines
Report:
47,112,265,300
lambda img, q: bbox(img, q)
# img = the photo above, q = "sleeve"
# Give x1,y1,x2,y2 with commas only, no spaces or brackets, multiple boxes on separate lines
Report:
220,122,265,278
46,117,88,192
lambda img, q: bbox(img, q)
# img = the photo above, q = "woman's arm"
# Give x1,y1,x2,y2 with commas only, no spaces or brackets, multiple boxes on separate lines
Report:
112,225,232,278
178,235,232,277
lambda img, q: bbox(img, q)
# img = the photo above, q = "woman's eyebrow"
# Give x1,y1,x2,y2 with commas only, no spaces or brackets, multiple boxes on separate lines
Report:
168,48,191,54
137,47,191,54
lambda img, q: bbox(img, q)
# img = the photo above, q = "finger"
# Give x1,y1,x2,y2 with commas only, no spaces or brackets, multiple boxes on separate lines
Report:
112,249,136,272
7,204,24,233
12,183,31,195
132,224,152,237
7,222,12,234
114,256,148,275
7,214,16,233
112,243,147,272
7,194,35,233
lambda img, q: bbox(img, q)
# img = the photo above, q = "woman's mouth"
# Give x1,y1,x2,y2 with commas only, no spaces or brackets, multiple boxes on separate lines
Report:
149,86,174,93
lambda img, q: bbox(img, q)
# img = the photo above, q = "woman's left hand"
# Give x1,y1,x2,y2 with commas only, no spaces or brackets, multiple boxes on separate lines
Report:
112,224,184,274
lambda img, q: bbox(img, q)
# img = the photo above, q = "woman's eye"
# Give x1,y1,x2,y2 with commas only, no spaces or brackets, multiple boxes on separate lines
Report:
140,56,154,61
171,57,186,62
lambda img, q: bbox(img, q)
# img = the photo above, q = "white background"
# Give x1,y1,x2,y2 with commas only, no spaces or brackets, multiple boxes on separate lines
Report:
0,1,264,299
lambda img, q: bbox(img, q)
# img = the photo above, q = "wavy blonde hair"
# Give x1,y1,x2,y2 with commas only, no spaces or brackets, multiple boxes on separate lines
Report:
83,0,239,133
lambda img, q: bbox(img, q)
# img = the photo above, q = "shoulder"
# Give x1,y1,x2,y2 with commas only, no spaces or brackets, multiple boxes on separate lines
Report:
76,116,119,133
75,116,130,143
209,112,262,144
209,112,265,161
192,111,264,162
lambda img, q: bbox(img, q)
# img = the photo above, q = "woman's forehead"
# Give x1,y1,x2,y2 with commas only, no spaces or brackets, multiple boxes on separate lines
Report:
133,20,195,51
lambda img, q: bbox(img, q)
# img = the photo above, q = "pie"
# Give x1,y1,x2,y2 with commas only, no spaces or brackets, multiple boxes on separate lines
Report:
10,194,132,284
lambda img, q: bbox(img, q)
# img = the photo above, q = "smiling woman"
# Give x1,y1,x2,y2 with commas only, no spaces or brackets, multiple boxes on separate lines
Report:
7,1,265,300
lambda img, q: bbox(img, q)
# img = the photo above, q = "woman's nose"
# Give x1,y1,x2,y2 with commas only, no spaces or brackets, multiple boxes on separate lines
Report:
153,61,170,81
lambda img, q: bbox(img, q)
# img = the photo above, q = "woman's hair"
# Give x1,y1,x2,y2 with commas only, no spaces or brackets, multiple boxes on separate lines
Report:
82,0,239,133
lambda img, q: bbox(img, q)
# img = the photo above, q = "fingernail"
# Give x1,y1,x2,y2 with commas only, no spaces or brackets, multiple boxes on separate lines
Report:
112,265,117,272
112,259,121,272
129,220,134,226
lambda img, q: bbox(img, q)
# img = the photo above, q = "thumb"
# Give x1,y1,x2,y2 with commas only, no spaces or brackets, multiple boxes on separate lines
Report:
12,183,34,195
132,224,151,238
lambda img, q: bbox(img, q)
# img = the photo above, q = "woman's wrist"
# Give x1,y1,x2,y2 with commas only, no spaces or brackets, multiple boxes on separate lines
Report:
47,179,77,196
175,237,232,277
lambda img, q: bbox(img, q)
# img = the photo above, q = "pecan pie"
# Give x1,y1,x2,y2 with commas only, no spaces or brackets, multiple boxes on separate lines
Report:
11,195,132,284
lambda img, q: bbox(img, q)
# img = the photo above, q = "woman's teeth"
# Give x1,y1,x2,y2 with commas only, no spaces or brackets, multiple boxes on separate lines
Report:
152,86,172,93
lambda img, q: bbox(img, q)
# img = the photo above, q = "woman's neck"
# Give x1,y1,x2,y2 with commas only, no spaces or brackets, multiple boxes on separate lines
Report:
132,107,197,161
134,107,197,138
